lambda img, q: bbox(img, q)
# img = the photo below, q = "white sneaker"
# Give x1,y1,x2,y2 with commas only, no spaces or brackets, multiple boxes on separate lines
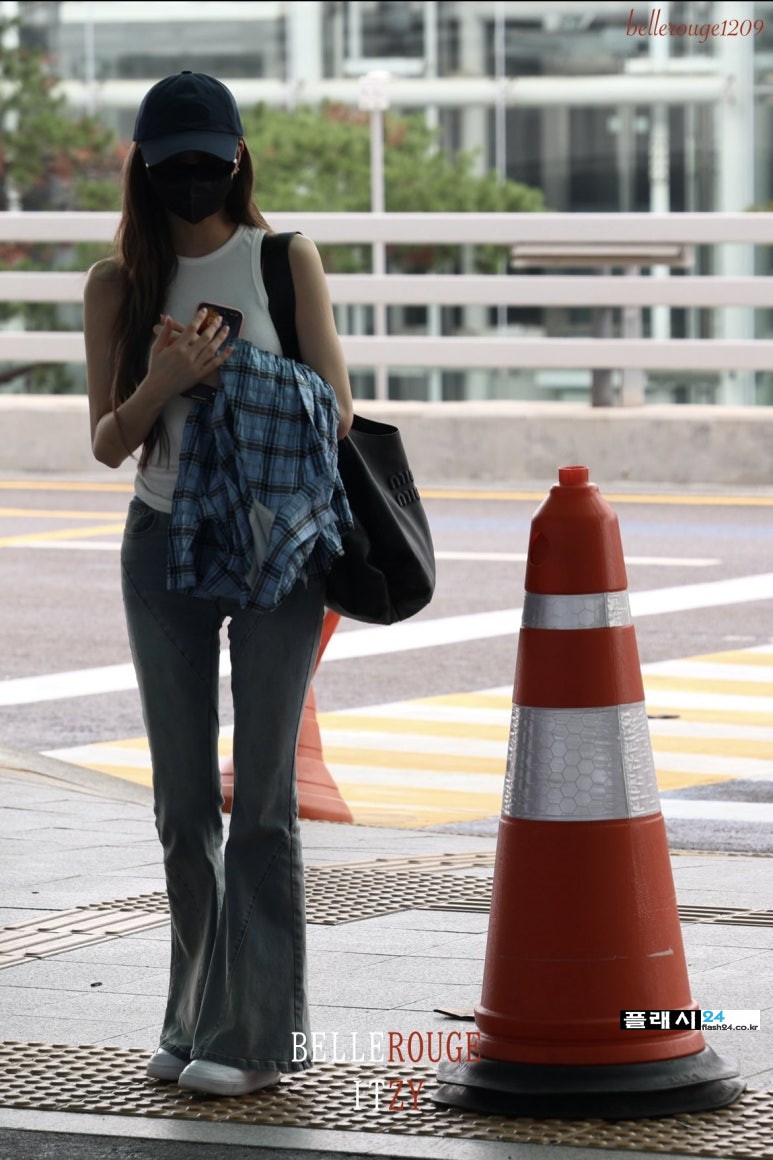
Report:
178,1059,282,1096
146,1047,189,1082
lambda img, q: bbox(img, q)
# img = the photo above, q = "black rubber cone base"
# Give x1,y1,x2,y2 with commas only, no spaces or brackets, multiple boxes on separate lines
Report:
433,1047,745,1120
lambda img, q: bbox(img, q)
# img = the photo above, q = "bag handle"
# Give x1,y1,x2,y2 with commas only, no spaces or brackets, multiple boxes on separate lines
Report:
260,231,302,362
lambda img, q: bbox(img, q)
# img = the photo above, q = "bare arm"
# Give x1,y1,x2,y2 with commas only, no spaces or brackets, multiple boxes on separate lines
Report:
288,234,353,439
84,259,233,469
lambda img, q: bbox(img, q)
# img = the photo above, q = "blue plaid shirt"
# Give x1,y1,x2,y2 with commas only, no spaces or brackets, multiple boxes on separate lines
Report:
167,339,353,611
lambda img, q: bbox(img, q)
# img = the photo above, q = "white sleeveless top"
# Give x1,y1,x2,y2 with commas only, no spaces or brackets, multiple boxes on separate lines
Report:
134,225,283,513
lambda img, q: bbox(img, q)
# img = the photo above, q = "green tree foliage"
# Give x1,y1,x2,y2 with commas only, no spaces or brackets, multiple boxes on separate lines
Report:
0,14,120,391
0,14,120,212
243,102,545,271
2,69,545,390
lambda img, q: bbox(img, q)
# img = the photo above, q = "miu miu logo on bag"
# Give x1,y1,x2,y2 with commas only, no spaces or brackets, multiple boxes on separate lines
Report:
389,470,420,507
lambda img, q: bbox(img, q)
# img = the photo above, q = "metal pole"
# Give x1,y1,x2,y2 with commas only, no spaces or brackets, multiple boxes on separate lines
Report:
649,0,671,347
284,0,295,111
84,0,96,115
370,105,388,400
424,0,442,402
715,0,755,405
591,267,616,407
494,0,507,397
424,0,439,132
1,0,21,211
359,71,390,401
347,0,362,64
620,266,646,405
493,0,507,186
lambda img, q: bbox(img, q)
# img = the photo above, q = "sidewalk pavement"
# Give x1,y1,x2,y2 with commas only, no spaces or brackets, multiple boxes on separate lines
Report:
0,748,771,1160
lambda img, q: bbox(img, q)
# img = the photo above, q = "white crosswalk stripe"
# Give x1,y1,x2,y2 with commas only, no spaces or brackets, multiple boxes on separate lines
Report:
44,645,773,830
5,573,773,706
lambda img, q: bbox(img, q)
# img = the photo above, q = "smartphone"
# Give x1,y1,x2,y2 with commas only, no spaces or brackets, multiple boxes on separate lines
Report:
182,301,244,402
196,302,244,347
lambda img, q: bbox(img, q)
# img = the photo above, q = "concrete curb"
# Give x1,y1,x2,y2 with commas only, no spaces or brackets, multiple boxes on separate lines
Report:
0,745,153,806
3,396,773,486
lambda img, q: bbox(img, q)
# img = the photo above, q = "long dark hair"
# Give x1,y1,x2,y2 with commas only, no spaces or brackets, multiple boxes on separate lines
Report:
110,141,271,465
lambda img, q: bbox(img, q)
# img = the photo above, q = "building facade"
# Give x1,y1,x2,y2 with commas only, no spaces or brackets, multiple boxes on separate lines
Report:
12,1,773,403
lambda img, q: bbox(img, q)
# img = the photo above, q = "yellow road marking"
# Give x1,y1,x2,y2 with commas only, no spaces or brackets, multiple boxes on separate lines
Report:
685,650,773,667
2,480,771,507
41,639,773,829
99,735,235,757
650,735,773,760
0,481,133,493
655,771,732,791
349,805,483,826
325,747,503,774
423,488,773,507
66,755,729,802
0,507,127,520
643,674,773,699
335,782,502,809
0,523,125,547
644,706,773,727
72,763,152,788
318,714,507,742
99,736,148,749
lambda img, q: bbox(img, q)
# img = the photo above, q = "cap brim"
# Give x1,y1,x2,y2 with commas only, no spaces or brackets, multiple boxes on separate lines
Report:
139,130,239,166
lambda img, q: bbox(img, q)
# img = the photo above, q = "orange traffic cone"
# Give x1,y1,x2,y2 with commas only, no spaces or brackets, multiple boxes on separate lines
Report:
220,609,352,823
434,466,743,1118
296,611,353,823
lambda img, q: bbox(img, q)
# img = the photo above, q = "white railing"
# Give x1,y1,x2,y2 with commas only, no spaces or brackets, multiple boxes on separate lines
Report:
4,210,773,244
5,271,773,309
0,211,771,380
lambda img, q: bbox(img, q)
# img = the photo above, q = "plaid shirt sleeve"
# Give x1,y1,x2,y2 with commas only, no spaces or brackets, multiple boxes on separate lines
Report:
167,339,353,611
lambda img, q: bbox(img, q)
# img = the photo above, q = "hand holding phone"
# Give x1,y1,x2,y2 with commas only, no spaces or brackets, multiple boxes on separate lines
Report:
197,302,244,350
182,301,244,401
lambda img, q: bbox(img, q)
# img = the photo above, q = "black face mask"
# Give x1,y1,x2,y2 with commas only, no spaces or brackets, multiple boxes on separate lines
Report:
147,157,235,224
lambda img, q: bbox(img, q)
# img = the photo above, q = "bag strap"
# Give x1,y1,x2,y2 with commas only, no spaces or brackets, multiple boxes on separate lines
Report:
260,230,302,362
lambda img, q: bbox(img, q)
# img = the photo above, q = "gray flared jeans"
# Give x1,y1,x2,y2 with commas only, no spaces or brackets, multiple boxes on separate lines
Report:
121,496,324,1071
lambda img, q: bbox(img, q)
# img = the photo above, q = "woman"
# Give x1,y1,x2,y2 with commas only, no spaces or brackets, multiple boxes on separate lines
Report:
84,71,353,1097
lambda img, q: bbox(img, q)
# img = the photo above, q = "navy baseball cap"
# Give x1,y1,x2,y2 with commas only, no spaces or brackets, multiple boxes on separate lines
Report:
133,71,243,166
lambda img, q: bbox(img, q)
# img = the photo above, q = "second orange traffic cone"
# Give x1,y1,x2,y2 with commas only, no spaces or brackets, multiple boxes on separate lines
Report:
434,466,743,1118
295,612,353,823
220,609,352,823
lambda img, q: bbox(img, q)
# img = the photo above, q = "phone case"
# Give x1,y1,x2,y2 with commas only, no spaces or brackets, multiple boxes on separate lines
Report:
182,302,243,402
197,302,244,339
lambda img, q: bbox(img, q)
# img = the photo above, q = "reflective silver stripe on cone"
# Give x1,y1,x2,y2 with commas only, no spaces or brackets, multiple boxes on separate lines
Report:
521,591,632,630
503,703,660,821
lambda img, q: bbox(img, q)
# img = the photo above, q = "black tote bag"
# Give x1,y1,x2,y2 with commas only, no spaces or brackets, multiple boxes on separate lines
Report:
325,414,436,624
261,232,436,624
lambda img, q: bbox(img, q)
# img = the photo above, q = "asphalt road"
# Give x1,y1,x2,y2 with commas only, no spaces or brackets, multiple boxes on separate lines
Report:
1,472,772,853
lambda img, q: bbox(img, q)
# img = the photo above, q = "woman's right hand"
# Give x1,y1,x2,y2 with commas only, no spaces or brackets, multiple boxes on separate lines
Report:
147,307,234,397
85,266,237,469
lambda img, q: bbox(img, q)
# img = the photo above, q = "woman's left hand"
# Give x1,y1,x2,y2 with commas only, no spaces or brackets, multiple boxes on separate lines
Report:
153,314,185,340
153,313,224,387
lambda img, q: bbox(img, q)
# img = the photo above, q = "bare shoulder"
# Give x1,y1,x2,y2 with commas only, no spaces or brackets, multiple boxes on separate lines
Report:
288,233,324,277
288,234,332,312
84,257,123,298
84,257,124,320
287,236,336,329
86,256,122,284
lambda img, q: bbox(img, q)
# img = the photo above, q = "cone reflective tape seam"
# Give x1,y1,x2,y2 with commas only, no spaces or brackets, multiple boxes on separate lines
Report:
522,592,631,631
503,703,660,821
